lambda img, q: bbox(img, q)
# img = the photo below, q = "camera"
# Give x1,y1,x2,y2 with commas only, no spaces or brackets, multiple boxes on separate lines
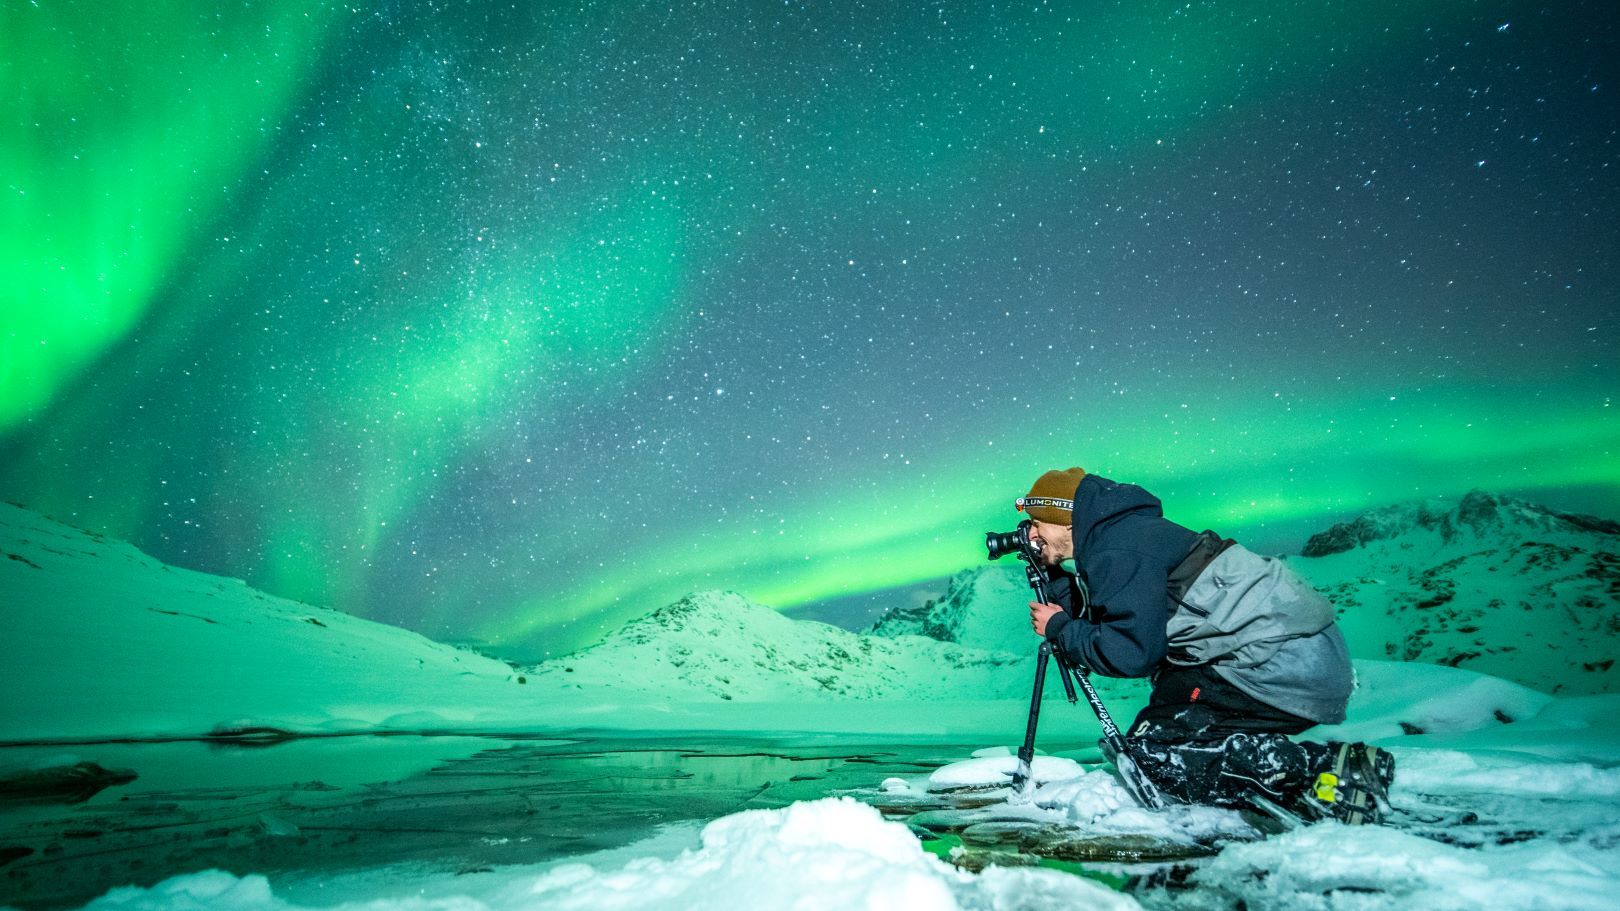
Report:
985,519,1040,562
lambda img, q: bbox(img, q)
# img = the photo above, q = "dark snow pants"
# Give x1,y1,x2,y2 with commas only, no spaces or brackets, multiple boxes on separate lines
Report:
1127,663,1333,808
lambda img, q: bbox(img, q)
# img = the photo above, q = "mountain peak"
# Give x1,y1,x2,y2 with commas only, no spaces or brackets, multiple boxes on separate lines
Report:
1301,489,1620,557
609,590,783,647
640,590,755,625
866,562,1048,659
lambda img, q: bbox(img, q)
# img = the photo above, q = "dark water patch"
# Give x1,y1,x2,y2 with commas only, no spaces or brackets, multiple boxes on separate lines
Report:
0,763,137,807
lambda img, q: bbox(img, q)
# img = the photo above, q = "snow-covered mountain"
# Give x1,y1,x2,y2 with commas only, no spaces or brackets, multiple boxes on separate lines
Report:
866,562,1035,658
865,490,1619,697
525,590,1030,701
862,563,1154,708
0,501,539,742
1293,489,1620,695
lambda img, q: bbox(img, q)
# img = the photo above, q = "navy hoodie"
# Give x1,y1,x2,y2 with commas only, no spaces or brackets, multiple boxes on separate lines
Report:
1042,474,1199,677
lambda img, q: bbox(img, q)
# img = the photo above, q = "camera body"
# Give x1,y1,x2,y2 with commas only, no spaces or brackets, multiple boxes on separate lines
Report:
985,519,1042,563
985,518,1055,607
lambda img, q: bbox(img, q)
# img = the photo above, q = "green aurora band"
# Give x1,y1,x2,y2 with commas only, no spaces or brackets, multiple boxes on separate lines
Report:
489,380,1619,651
2,0,346,430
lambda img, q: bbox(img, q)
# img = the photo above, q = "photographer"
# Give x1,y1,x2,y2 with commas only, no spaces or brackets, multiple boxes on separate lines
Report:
1017,468,1395,824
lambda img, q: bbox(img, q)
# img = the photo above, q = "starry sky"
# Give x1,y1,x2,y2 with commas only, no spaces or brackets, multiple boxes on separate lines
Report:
3,0,1616,662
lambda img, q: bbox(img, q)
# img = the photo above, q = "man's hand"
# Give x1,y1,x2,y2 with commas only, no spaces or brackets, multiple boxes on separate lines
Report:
1029,601,1064,636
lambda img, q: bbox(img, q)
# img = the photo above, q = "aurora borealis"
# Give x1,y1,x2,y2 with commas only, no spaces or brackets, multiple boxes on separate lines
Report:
3,1,1616,660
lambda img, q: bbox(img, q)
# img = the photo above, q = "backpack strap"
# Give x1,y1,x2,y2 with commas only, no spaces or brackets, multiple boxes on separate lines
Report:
1168,530,1236,602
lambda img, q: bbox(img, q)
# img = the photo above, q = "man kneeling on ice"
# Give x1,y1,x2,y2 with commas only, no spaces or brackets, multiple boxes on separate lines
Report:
1017,468,1395,824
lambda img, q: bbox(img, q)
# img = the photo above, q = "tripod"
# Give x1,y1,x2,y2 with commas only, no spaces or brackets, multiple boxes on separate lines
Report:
992,522,1166,810
1014,640,1164,809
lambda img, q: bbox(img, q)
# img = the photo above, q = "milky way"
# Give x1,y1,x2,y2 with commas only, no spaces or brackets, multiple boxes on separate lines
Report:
3,1,1616,660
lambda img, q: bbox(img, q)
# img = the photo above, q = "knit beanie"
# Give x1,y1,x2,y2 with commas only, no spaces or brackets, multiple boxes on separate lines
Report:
1016,468,1087,525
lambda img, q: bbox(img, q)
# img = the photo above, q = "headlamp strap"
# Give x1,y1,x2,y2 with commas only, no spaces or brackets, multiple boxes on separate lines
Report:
1015,496,1074,513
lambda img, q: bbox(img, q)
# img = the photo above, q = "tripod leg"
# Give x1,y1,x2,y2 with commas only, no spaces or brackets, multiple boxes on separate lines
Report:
1066,666,1167,810
1053,650,1079,704
1011,643,1052,798
1044,649,1169,810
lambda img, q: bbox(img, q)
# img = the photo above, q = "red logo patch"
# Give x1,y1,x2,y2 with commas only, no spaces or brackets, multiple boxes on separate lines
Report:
1190,687,1202,702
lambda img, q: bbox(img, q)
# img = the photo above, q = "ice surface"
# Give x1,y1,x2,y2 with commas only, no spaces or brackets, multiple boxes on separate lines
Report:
69,799,1139,911
70,735,1620,911
0,735,1000,909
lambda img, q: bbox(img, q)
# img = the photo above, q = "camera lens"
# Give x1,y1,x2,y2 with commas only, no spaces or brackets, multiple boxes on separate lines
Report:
985,521,1032,560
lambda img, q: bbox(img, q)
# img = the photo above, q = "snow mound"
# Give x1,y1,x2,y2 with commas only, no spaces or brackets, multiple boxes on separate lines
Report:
1395,748,1620,799
1035,769,1253,843
926,755,1084,790
77,798,1142,911
1319,659,1553,742
519,797,1143,911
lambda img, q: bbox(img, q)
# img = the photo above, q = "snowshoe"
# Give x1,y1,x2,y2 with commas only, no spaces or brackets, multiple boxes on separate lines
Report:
1297,743,1396,825
1300,771,1380,824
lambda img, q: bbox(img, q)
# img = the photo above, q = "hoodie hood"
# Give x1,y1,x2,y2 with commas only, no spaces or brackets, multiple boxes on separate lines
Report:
1071,473,1165,553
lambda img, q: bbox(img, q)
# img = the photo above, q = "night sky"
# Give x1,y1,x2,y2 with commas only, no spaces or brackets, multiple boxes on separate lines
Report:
4,1,1616,662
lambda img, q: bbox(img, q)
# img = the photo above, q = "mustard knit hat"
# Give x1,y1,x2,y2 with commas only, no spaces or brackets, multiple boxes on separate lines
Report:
1015,468,1087,525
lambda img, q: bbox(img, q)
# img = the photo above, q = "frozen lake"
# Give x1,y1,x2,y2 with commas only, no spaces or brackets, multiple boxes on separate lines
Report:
7,724,1620,911
0,731,991,909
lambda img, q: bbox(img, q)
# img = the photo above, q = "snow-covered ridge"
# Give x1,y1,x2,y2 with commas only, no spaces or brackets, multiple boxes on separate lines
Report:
866,561,1035,658
525,590,1031,701
1301,488,1620,557
7,485,1614,747
0,502,1036,742
0,501,538,743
